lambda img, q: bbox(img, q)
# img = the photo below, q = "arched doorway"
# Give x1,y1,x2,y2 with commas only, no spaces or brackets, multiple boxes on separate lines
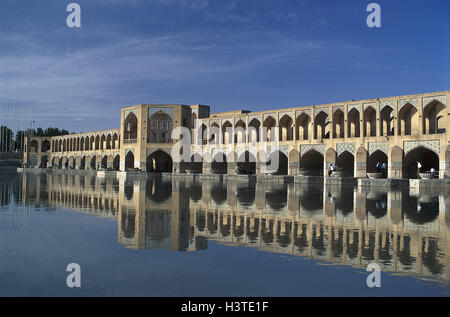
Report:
263,116,277,142
211,152,227,174
404,147,439,179
124,113,138,141
80,156,86,169
41,140,50,152
333,109,344,138
398,103,418,135
69,157,76,169
125,151,135,170
296,113,311,140
300,150,323,176
41,155,49,168
368,150,388,175
248,118,260,143
189,153,203,173
265,151,288,175
314,111,329,139
347,108,360,137
422,100,446,134
147,150,173,172
148,111,173,143
279,115,293,141
101,155,108,169
237,151,256,174
336,151,354,177
90,156,96,170
113,155,120,170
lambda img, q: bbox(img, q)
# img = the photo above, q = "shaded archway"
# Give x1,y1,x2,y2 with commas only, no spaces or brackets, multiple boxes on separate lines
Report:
363,106,376,137
264,151,288,175
148,111,173,143
300,150,323,176
112,133,119,149
234,120,246,143
333,109,344,138
422,100,446,134
41,140,50,152
380,106,394,136
69,157,76,169
263,116,277,142
124,112,138,140
314,111,329,140
125,151,135,170
398,103,418,135
248,118,260,143
211,152,227,174
279,115,293,141
40,155,49,168
29,140,39,153
209,123,220,144
101,155,108,169
296,113,311,140
404,147,439,179
347,108,360,137
222,121,233,144
368,150,388,174
147,150,173,172
80,156,86,169
113,155,120,170
90,156,97,170
189,153,203,173
237,151,256,174
336,151,354,177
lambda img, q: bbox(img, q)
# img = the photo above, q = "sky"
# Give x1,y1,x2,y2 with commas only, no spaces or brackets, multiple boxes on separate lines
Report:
0,0,448,133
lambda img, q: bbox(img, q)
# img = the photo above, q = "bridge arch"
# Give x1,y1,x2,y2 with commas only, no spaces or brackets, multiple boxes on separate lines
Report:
113,154,120,170
300,149,323,176
403,146,439,179
398,103,418,135
124,112,138,140
237,151,256,174
125,151,135,170
336,151,354,177
423,99,446,134
147,150,172,172
368,150,388,174
211,152,227,174
296,113,311,140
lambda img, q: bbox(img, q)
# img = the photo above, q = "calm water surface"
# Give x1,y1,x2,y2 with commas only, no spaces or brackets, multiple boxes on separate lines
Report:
0,169,449,296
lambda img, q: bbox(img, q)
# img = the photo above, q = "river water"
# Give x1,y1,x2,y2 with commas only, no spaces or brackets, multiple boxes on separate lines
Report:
0,169,449,296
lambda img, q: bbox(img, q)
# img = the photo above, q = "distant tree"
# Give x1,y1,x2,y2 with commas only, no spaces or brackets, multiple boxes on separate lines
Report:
15,130,26,151
0,126,14,152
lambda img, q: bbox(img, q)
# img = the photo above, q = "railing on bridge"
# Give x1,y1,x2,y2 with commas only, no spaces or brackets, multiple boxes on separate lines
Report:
147,138,173,144
123,138,137,144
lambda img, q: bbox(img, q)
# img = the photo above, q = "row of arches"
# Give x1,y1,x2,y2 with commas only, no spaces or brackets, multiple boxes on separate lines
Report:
51,133,120,153
46,155,121,170
191,100,446,145
181,146,443,179
42,145,446,179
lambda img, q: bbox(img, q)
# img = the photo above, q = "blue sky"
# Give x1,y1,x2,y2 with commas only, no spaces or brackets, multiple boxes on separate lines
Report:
0,0,448,132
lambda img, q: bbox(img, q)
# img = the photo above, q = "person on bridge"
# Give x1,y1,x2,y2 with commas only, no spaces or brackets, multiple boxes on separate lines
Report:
328,164,333,177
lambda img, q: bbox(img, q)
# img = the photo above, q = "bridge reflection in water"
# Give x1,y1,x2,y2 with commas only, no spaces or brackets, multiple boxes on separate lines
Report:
20,171,450,283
